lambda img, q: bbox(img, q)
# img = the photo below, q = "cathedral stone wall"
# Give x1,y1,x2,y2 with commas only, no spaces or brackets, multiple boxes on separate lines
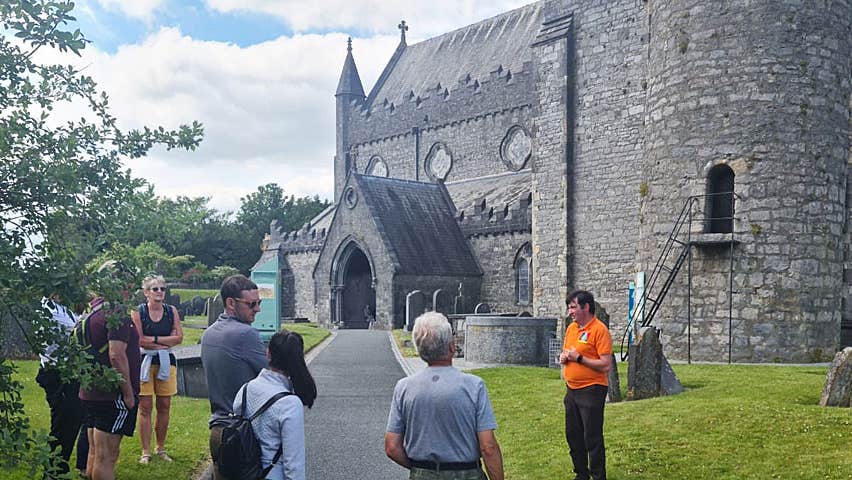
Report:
641,0,850,361
282,250,320,320
468,232,531,313
351,106,536,184
568,0,648,333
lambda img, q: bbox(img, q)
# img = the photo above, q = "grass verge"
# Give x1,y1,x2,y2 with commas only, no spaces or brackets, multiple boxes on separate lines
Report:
477,363,850,479
169,289,218,302
392,329,418,357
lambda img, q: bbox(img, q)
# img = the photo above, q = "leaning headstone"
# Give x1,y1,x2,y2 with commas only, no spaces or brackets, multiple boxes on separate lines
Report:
627,326,663,400
474,302,491,314
207,294,224,327
433,289,452,315
405,290,425,332
820,347,852,407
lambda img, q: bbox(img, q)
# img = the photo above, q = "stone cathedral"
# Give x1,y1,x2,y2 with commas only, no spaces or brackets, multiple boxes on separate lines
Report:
257,0,852,363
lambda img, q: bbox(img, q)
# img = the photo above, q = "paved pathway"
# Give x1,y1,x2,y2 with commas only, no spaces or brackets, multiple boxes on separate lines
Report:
305,330,409,479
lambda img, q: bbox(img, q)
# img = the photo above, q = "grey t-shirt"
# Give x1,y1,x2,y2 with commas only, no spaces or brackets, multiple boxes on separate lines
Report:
201,314,267,425
386,366,498,463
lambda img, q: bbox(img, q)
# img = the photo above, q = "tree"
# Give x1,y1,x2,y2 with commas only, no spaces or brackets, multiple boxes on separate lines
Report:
229,183,329,272
0,1,202,476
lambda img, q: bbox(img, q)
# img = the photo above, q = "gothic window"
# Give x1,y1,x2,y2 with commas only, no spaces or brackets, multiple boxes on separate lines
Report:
705,164,735,233
514,242,533,305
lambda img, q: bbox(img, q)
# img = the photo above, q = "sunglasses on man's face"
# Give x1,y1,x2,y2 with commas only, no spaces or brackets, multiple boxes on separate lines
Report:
234,298,262,309
148,287,166,292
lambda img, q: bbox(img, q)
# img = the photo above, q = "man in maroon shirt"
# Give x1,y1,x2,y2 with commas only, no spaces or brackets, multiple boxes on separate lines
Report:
79,263,141,480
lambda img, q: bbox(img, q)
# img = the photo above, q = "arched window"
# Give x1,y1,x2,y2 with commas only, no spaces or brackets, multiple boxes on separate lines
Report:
705,164,734,233
514,243,533,305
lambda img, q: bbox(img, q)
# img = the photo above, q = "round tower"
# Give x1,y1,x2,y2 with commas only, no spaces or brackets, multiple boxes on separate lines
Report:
640,0,851,361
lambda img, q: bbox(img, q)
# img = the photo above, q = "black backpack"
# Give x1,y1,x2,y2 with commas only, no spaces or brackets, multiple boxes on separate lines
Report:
218,386,293,480
71,303,107,359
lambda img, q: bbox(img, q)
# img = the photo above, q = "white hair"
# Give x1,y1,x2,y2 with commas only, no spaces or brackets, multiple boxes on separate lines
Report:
142,274,165,290
412,312,453,363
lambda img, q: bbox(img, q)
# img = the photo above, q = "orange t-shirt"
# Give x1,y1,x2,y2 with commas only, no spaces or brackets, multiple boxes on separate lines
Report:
561,317,613,389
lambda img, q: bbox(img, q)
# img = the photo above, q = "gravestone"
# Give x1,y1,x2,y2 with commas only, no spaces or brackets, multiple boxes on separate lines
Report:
166,293,181,309
627,326,682,400
405,290,425,332
595,304,622,403
191,296,206,315
820,347,852,407
178,301,191,319
433,289,452,315
453,282,466,314
474,302,491,314
207,294,224,327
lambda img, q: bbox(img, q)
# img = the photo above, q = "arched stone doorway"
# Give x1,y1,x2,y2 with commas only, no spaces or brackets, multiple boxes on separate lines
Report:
331,241,376,329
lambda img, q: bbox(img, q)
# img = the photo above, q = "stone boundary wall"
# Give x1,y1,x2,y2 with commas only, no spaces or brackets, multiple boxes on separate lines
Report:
464,316,557,365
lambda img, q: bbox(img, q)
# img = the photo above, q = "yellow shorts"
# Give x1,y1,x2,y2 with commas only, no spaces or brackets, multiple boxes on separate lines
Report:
139,365,177,397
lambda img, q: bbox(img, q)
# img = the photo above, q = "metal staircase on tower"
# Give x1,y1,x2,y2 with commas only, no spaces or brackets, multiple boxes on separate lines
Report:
620,192,738,363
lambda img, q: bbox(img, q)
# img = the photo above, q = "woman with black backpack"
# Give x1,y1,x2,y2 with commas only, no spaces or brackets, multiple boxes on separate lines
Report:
233,329,317,480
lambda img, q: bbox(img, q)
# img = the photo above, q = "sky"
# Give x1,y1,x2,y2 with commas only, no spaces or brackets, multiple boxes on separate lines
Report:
55,0,531,214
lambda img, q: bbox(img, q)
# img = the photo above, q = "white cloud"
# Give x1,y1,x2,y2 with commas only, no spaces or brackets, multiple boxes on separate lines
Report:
95,0,167,21
66,27,397,212
203,0,531,37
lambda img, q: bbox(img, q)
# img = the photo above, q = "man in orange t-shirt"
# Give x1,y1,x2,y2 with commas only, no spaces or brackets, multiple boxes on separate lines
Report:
559,290,612,480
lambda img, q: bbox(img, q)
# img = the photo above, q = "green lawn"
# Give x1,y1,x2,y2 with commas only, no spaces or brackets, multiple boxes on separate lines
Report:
477,364,851,480
169,289,218,303
281,322,330,352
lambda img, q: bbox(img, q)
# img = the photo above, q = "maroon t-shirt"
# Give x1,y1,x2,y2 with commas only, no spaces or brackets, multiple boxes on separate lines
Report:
79,297,141,402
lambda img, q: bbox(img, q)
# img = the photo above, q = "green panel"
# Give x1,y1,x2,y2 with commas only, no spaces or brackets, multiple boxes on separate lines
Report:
250,257,279,341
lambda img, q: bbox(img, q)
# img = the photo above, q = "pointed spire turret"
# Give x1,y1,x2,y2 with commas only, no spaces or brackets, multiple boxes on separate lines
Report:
335,37,365,98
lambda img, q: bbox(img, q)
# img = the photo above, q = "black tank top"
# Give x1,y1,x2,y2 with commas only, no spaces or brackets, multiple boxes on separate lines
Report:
139,303,176,366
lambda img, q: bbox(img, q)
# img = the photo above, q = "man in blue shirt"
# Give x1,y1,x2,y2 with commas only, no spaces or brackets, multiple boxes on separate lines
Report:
201,275,267,480
385,312,504,480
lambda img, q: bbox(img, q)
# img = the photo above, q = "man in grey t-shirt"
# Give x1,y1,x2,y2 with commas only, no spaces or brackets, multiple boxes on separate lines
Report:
385,312,504,480
201,275,267,480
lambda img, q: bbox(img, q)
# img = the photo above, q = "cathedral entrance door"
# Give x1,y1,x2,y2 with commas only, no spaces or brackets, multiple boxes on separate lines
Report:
340,247,375,329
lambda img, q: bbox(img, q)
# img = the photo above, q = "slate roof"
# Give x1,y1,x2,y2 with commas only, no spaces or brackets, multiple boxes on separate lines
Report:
445,171,532,217
336,43,366,97
366,2,543,108
355,174,481,276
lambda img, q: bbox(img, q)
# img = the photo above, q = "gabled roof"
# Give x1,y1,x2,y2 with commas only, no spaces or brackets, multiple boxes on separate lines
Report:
366,2,542,108
355,174,481,276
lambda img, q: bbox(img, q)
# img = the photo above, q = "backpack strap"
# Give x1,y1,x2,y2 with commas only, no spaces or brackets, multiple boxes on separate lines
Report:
246,389,294,477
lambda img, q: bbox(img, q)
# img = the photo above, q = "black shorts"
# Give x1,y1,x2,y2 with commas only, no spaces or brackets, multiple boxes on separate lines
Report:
82,395,138,437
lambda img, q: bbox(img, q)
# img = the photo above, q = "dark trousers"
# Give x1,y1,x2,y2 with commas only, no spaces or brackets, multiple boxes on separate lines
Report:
36,367,88,475
209,426,224,480
564,384,608,480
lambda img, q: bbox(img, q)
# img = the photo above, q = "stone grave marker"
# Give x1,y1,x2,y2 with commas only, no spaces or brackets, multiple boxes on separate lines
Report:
820,347,852,407
433,289,452,315
207,294,224,327
474,302,491,314
191,296,206,315
595,305,622,403
405,290,425,332
627,326,682,400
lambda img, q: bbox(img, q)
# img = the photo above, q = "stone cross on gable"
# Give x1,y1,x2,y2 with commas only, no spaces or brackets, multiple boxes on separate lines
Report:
347,36,352,52
398,20,408,44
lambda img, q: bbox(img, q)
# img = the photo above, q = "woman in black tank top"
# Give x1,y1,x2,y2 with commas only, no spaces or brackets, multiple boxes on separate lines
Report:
130,274,183,465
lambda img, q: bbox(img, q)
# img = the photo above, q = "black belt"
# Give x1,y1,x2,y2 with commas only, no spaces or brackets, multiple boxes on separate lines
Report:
410,459,480,471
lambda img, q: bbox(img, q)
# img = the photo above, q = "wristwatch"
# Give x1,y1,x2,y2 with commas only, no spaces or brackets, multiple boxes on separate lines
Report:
577,355,584,364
